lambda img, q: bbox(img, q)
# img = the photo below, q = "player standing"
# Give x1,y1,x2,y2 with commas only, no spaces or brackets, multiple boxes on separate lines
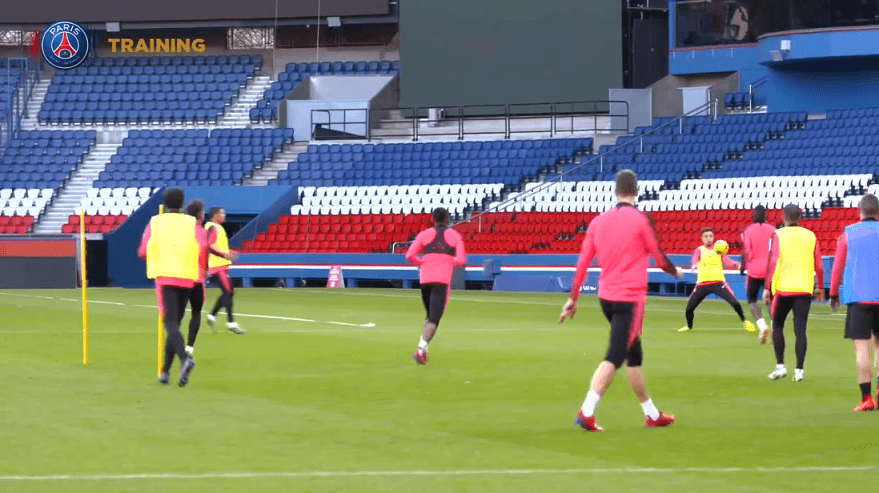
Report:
741,205,776,342
405,207,466,365
764,204,824,382
205,207,244,334
679,227,754,333
559,169,682,432
830,194,879,411
138,188,201,387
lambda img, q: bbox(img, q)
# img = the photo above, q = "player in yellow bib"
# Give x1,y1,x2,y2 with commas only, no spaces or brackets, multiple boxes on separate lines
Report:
764,204,824,382
679,227,755,333
205,207,243,334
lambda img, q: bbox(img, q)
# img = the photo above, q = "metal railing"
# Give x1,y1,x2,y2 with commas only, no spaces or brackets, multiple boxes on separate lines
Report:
748,76,768,112
310,100,629,142
0,58,39,153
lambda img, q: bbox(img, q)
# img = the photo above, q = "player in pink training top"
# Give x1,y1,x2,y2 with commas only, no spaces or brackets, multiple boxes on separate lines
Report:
405,207,466,365
559,170,683,432
740,205,776,343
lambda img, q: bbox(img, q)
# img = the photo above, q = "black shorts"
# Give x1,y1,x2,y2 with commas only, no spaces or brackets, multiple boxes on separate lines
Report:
599,298,645,369
844,303,879,340
421,282,450,326
746,276,765,304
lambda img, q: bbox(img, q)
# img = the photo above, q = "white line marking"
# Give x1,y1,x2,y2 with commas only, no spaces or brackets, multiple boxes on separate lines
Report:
0,292,375,329
1,465,876,482
0,291,843,331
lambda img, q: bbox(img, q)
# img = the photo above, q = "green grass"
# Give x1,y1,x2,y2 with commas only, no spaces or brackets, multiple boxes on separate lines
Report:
0,287,876,492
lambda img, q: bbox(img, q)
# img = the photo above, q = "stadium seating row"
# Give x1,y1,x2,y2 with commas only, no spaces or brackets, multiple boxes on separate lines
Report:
301,183,504,199
0,131,95,191
80,196,147,209
0,211,33,234
290,204,470,217
0,189,55,200
39,55,260,125
93,128,294,189
244,212,429,253
86,187,155,199
242,205,863,256
82,55,262,68
271,138,590,188
62,214,128,234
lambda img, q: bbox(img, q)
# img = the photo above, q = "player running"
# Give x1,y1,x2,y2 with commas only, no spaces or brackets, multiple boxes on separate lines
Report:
205,207,243,334
741,205,776,342
405,207,466,365
559,169,682,432
138,189,202,387
679,227,754,333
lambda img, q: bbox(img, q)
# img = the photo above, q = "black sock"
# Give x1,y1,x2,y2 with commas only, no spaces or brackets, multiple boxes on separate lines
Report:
861,382,871,398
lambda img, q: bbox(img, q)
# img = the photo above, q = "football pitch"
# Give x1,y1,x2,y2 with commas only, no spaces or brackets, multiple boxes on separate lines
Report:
0,287,875,493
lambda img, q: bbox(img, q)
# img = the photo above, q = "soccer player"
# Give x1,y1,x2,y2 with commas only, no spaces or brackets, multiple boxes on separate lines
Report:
184,199,208,355
559,169,682,432
138,188,201,387
404,207,466,365
741,205,776,343
830,194,879,411
678,227,754,333
764,204,824,382
205,207,244,334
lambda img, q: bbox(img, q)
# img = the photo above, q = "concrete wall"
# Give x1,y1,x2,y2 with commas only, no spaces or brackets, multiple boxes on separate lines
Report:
284,75,396,138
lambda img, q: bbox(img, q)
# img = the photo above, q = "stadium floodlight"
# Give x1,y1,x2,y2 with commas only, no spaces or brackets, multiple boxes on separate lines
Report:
106,22,120,33
327,17,342,27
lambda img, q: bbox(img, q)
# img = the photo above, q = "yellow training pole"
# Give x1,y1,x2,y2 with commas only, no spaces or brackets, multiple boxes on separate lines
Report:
157,204,165,377
80,207,89,365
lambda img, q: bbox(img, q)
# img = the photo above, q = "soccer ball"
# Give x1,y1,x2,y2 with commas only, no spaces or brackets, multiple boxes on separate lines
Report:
714,240,729,255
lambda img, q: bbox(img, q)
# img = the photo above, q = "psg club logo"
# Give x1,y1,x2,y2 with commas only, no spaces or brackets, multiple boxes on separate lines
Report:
41,21,90,70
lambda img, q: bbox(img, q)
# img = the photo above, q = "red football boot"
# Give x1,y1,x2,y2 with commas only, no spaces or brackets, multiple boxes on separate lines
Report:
413,349,428,365
575,410,604,432
645,411,676,428
854,395,876,412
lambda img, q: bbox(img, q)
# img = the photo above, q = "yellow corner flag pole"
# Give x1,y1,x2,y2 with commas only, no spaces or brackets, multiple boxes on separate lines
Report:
80,207,89,365
157,204,164,377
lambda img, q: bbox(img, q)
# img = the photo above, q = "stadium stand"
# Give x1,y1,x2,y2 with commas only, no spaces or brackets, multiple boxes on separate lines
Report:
93,127,295,189
0,129,95,233
0,63,24,126
250,60,401,123
243,212,433,254
271,138,592,188
38,55,261,125
60,186,155,234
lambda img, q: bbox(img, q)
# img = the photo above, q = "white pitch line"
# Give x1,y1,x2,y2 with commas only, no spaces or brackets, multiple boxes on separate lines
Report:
1,465,876,482
0,293,375,329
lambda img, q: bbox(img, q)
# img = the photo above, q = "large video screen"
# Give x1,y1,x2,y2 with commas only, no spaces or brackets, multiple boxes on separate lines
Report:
3,0,388,24
399,0,622,109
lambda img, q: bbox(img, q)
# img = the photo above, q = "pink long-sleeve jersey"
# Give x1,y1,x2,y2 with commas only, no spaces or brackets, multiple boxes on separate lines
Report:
405,226,466,285
571,203,677,302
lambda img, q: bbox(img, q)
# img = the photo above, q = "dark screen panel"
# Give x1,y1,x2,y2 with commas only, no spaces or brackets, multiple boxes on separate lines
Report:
400,0,622,108
3,0,388,24
0,258,77,289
